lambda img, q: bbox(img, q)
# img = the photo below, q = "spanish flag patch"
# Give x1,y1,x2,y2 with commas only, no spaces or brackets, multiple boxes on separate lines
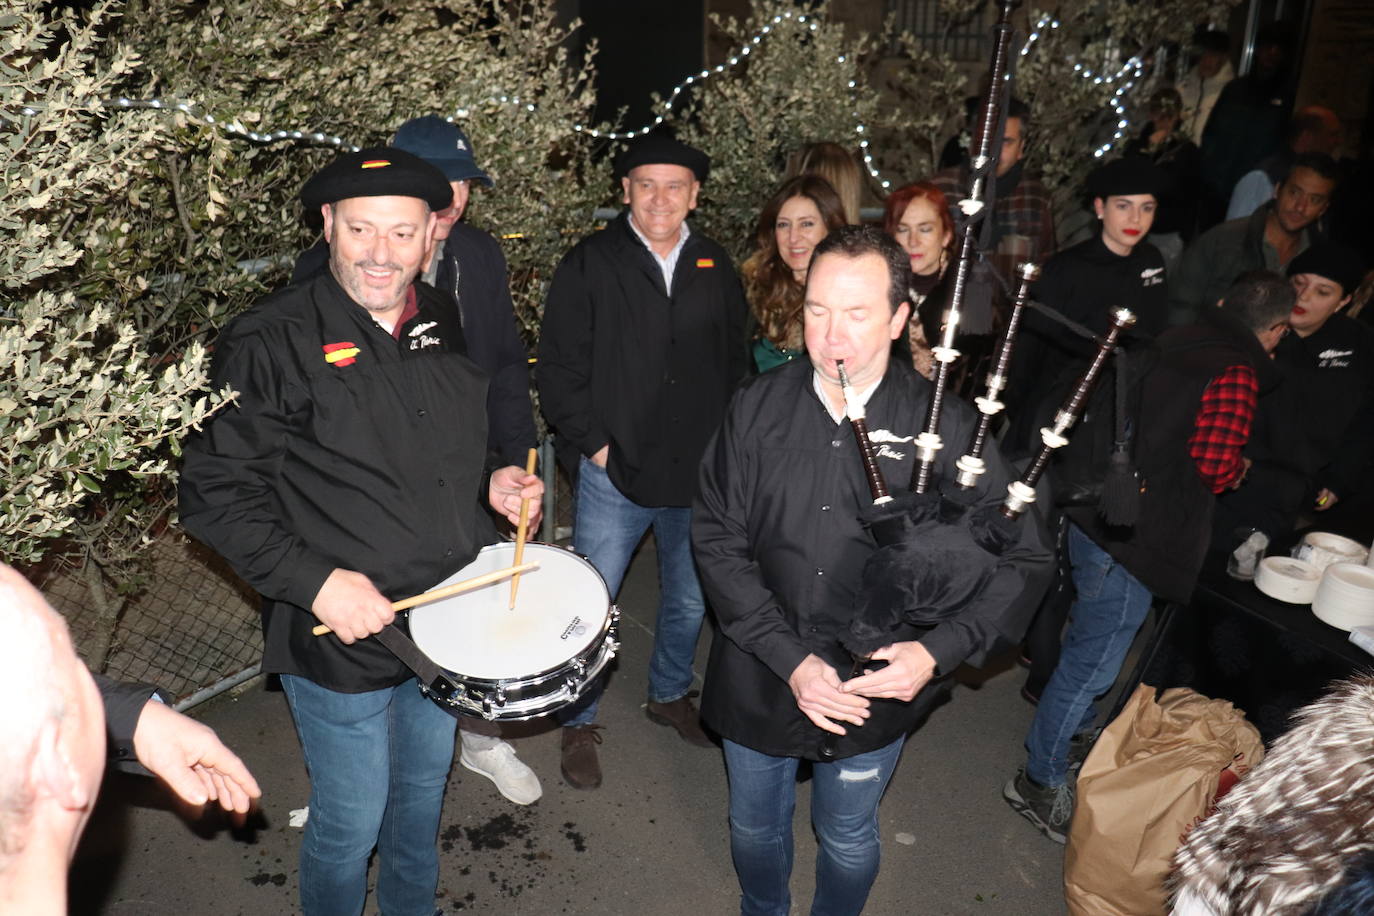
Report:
696,258,715,268
360,160,391,169
323,342,361,366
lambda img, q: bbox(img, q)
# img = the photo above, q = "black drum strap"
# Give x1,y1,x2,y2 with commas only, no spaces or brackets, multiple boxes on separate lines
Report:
373,623,461,699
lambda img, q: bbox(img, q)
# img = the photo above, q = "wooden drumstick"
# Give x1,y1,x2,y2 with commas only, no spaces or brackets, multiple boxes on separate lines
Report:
311,562,539,636
508,447,539,609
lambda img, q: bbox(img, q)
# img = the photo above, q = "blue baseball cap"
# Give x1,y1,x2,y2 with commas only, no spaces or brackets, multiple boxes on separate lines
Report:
393,116,494,187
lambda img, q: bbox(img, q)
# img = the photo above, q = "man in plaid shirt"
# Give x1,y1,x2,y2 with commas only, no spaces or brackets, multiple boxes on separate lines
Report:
1005,271,1294,844
929,98,1056,289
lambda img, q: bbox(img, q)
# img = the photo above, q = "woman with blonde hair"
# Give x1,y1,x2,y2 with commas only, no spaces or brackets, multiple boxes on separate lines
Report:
741,175,848,372
786,142,863,225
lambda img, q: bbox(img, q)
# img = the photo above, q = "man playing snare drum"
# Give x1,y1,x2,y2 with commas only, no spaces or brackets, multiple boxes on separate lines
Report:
179,147,541,916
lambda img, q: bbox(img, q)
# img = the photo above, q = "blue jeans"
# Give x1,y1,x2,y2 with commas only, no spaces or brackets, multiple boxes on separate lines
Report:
1024,523,1153,788
559,455,706,726
282,675,458,916
723,737,906,916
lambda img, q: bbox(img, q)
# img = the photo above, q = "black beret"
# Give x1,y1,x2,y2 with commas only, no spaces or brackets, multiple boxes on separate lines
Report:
614,131,710,182
1088,156,1166,199
1287,242,1366,296
300,146,452,211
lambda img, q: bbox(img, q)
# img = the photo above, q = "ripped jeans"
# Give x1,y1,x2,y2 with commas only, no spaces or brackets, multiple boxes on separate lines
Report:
722,737,906,916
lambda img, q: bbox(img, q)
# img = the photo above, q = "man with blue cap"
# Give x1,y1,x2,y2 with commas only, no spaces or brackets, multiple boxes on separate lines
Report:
181,146,543,916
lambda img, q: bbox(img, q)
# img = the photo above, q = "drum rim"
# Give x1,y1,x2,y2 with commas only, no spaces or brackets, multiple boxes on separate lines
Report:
420,605,619,690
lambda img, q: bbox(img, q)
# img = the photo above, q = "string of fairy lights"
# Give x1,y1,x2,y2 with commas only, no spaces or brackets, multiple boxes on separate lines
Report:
20,8,1154,183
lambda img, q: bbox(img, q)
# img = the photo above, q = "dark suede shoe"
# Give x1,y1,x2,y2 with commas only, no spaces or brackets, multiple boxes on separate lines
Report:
645,694,715,748
560,725,604,790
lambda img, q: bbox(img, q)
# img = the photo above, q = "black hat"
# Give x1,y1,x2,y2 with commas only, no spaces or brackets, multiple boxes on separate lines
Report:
300,146,453,211
393,116,494,187
1087,156,1166,199
614,131,710,182
1287,243,1366,296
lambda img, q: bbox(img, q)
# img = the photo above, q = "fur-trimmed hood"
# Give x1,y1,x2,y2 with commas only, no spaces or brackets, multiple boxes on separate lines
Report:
1171,675,1374,914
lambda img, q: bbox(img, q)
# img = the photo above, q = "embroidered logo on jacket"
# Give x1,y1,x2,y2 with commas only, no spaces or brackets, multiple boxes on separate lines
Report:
1318,348,1353,368
1141,266,1165,287
696,258,715,268
869,428,915,443
323,341,361,366
409,321,438,336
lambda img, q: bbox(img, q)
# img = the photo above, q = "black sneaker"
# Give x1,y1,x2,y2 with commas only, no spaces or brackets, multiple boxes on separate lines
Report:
1067,728,1102,774
1003,768,1074,844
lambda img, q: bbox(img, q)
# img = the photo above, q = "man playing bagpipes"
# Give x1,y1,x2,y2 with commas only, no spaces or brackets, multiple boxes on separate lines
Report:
692,226,1054,916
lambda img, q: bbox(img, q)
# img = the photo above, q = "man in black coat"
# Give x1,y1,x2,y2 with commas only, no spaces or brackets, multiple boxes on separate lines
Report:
693,227,1052,914
181,148,542,916
537,132,750,790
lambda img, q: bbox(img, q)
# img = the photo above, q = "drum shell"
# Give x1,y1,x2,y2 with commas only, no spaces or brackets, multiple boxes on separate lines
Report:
410,542,619,720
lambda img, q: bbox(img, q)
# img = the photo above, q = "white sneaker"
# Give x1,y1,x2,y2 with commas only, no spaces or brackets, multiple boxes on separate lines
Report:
459,740,543,805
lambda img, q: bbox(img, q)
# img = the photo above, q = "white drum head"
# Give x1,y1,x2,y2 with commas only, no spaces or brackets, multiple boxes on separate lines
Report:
408,543,610,680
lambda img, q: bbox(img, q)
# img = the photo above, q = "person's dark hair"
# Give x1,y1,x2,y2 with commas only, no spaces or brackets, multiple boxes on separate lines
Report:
1285,152,1340,185
882,182,956,251
1219,269,1296,332
1255,21,1293,53
1147,87,1183,121
1006,97,1031,131
1310,850,1374,916
810,225,910,314
741,176,848,348
1192,28,1229,55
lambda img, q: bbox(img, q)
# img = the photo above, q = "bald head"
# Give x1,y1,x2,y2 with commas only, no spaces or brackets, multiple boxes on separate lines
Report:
1291,106,1343,156
0,565,104,876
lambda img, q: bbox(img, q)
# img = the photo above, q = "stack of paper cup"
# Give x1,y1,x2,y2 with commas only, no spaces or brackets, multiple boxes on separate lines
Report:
1312,563,1374,631
1296,532,1369,572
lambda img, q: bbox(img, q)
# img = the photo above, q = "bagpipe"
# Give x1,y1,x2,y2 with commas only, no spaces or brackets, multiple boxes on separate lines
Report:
817,0,1138,754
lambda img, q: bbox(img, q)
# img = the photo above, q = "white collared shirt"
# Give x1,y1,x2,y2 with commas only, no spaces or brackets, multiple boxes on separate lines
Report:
628,216,691,294
813,370,880,424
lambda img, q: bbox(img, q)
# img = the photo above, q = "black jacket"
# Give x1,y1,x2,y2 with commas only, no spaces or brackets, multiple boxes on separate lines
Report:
95,674,156,767
536,213,750,507
179,272,495,691
1071,307,1274,602
1008,235,1168,453
693,358,1054,759
293,223,537,465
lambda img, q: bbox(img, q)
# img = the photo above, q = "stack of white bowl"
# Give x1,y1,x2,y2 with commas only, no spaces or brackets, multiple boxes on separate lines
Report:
1313,564,1374,631
1255,556,1323,603
1296,531,1370,571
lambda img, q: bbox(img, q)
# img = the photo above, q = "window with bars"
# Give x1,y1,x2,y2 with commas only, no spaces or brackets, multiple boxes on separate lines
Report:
885,0,991,60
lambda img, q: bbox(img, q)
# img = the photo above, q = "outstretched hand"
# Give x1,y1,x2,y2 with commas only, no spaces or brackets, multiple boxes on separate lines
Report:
132,700,262,822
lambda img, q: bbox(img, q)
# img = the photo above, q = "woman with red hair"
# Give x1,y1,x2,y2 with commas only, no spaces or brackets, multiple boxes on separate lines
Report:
884,182,957,379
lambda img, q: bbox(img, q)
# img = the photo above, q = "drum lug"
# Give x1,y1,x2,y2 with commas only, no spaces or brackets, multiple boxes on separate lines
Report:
494,686,508,708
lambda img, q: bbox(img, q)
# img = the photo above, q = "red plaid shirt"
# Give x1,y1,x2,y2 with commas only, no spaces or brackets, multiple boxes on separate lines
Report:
1188,363,1258,493
930,167,1056,282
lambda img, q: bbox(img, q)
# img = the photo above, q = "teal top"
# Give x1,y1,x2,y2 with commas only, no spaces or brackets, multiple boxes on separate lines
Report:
752,337,803,373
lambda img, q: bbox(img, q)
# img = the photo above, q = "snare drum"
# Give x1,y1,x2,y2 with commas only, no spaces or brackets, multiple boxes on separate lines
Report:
408,542,618,720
